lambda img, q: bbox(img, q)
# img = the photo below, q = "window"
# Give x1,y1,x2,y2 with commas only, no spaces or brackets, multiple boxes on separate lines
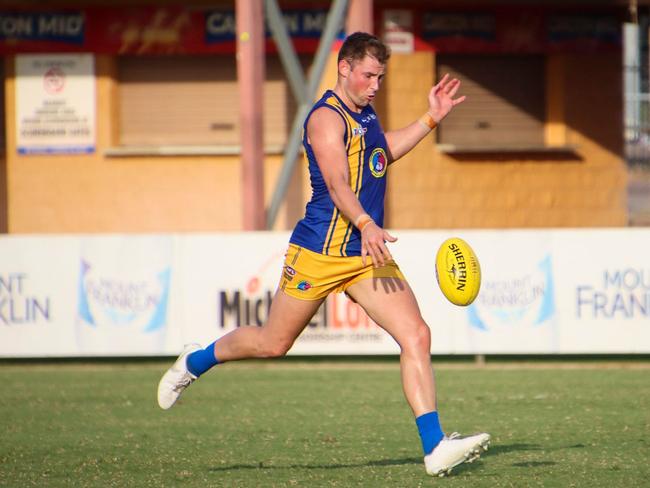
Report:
117,55,307,148
436,55,545,149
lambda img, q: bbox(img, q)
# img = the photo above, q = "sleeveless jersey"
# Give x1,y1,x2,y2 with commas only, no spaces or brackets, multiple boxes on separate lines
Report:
289,90,388,257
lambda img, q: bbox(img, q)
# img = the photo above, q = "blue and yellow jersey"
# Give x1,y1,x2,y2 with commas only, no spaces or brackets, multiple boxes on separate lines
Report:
289,90,388,257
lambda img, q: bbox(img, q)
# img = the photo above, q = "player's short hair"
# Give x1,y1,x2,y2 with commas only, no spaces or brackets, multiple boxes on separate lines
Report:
338,32,391,67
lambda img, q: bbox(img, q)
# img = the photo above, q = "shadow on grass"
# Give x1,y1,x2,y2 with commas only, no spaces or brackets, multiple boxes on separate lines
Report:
512,461,556,468
490,442,585,455
208,444,551,474
208,457,422,472
490,443,560,469
488,443,543,456
208,457,492,475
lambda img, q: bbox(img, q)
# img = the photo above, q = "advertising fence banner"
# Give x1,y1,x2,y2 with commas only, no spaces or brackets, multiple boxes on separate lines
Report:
1,229,648,357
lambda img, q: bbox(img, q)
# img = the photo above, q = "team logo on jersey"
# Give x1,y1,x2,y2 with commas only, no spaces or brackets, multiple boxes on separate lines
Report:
283,265,296,281
369,148,387,178
297,280,312,291
352,126,367,136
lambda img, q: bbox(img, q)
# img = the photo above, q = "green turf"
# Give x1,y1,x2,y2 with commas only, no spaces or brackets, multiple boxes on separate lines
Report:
1,361,649,487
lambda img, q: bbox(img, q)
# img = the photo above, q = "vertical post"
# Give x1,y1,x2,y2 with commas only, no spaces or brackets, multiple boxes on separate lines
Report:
237,0,265,230
0,58,7,232
624,22,640,143
624,0,640,146
265,0,349,229
544,55,566,147
346,0,373,34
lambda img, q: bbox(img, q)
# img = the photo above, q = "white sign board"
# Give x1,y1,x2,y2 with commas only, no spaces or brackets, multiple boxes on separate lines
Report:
383,9,414,53
15,54,96,154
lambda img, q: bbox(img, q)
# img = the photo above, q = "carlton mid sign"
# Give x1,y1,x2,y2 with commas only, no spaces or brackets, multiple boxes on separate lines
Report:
0,7,334,55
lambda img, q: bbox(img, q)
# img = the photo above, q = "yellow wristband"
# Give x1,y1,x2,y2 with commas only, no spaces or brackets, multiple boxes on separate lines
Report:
418,112,437,131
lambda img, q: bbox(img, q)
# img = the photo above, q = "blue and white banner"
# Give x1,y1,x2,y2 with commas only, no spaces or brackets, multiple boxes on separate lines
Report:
0,229,649,357
75,236,173,355
552,230,650,353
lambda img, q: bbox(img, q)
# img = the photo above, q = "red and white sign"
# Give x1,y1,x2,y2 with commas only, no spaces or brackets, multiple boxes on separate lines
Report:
383,10,414,54
15,54,96,154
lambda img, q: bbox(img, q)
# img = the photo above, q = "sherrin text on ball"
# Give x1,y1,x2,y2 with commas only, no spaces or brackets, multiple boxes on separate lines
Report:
435,237,481,306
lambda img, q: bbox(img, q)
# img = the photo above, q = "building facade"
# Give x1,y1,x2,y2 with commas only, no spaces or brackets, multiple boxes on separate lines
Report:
0,1,629,233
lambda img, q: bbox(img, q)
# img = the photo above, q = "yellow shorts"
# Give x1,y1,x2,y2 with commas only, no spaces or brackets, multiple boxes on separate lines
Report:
279,244,405,300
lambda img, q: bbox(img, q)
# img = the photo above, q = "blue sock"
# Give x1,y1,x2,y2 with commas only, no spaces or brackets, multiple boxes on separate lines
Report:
416,411,444,455
186,341,220,377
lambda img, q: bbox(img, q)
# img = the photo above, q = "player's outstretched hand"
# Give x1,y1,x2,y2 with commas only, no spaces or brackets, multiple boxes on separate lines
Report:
361,222,397,268
428,73,466,124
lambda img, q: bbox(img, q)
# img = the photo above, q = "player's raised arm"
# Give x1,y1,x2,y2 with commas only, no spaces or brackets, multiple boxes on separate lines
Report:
308,107,396,268
384,74,465,163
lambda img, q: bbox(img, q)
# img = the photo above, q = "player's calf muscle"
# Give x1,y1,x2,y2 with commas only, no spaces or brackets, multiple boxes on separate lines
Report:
256,335,293,358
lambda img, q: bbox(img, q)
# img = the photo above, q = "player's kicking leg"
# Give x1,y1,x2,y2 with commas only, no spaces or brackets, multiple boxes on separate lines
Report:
157,290,323,410
346,276,490,477
157,343,202,410
423,432,491,477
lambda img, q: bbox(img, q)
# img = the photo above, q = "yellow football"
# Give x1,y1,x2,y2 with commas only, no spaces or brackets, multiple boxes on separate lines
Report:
435,237,481,306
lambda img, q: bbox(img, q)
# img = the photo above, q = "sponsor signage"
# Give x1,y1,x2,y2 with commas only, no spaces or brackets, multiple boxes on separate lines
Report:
467,253,558,353
0,237,79,357
418,10,620,53
547,14,621,50
179,234,397,355
0,7,337,55
0,7,621,55
205,9,331,43
0,11,84,44
577,268,650,320
216,287,389,353
422,12,496,44
0,229,648,357
0,272,50,326
75,236,173,355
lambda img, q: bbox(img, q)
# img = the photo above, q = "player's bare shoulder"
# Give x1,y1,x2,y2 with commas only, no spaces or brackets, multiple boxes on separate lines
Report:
306,106,346,145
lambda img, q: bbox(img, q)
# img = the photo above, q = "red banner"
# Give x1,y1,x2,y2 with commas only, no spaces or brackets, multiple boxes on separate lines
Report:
0,6,622,56
0,6,332,55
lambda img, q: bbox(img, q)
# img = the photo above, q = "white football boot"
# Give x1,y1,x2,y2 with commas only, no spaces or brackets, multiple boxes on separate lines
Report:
424,432,491,477
157,343,202,410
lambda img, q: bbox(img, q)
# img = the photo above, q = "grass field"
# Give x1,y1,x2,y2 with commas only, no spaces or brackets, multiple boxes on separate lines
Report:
1,359,649,487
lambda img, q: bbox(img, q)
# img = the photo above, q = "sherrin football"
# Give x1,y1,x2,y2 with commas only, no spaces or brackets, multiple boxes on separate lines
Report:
435,237,481,306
